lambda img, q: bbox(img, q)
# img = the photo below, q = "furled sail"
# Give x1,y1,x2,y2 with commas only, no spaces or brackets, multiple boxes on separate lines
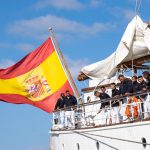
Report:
80,15,150,80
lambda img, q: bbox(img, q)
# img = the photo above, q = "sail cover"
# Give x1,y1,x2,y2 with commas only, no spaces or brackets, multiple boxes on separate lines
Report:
81,16,150,80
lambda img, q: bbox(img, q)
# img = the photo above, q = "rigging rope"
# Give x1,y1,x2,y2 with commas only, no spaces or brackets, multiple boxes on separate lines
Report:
135,0,138,15
135,0,143,15
137,0,143,15
73,131,150,146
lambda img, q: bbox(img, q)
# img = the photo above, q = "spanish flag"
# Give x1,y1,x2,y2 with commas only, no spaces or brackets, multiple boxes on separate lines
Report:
0,37,74,113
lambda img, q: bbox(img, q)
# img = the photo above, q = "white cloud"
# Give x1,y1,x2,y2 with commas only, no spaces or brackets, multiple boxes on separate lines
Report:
16,43,35,52
35,0,84,10
111,7,135,21
0,59,15,69
7,14,113,40
90,0,102,7
122,9,135,21
0,43,35,52
64,55,90,78
34,0,102,10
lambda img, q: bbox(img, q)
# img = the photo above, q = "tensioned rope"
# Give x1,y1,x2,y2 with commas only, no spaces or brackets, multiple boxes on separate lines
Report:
132,0,143,75
135,0,138,15
73,131,150,146
73,131,119,150
135,0,143,15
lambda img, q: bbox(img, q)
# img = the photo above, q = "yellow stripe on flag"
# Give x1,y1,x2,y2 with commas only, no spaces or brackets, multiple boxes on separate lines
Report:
0,51,68,101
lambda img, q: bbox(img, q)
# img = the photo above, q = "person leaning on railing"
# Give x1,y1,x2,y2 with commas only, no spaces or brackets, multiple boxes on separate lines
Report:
117,75,133,121
110,83,121,124
94,90,110,114
94,90,110,125
64,90,77,129
138,75,148,91
131,76,141,93
54,93,65,110
118,74,133,97
123,76,143,120
53,93,66,128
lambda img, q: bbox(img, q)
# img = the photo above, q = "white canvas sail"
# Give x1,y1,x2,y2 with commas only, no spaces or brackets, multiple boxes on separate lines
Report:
81,16,150,80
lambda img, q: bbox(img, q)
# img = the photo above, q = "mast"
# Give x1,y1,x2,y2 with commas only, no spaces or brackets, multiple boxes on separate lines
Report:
49,28,81,101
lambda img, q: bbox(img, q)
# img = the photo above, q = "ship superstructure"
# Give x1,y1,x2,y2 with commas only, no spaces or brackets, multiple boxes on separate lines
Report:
50,16,150,150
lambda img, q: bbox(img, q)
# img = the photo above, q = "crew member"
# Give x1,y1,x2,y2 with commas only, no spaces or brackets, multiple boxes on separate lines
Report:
118,75,133,121
64,90,77,108
138,76,147,91
64,90,77,128
131,76,141,93
54,93,65,128
55,93,65,110
94,91,110,125
110,83,120,123
118,74,133,96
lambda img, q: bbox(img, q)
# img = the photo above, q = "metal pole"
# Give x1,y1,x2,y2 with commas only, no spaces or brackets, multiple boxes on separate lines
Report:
49,28,81,101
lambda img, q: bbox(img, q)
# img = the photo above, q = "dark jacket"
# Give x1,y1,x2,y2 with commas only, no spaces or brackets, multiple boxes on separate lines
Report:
99,93,110,109
139,80,148,90
111,88,120,107
64,95,77,109
132,81,141,93
54,98,65,110
112,88,120,97
148,78,150,89
145,77,150,89
119,78,133,95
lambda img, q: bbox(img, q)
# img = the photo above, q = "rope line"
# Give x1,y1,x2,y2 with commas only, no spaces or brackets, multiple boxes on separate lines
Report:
74,131,150,146
137,0,143,15
135,0,143,15
73,131,119,150
135,0,138,15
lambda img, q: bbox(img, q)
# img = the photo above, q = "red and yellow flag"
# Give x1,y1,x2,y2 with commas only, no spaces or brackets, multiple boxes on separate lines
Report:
0,38,74,113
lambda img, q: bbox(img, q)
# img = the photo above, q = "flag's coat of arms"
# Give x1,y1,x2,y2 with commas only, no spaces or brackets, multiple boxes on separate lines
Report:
0,38,74,113
24,75,51,100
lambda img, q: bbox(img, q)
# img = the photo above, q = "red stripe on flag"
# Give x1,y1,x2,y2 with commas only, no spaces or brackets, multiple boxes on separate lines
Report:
0,81,73,113
0,38,55,79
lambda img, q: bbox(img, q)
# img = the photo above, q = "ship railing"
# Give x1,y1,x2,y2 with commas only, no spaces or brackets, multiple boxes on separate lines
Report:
51,90,150,130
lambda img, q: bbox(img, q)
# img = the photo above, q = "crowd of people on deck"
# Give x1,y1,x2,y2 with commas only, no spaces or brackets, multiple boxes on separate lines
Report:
93,71,150,125
53,71,150,129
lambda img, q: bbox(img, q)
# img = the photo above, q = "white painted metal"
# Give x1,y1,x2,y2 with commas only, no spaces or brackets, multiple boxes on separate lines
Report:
50,121,150,150
50,90,150,150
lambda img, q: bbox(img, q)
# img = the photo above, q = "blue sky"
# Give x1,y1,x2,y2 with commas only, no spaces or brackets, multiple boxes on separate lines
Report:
0,0,150,150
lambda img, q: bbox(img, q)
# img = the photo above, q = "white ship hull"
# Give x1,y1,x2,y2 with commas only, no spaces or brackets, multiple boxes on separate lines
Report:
50,120,150,150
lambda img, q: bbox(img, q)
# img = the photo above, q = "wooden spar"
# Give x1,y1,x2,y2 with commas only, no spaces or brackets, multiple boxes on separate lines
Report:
117,55,150,68
49,28,81,101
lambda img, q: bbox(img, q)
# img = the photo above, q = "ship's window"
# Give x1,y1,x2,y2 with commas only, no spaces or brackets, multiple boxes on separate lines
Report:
77,143,80,150
62,143,65,150
96,141,100,150
141,137,147,148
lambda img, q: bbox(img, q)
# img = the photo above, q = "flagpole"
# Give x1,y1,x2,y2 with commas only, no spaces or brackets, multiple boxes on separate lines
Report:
49,28,81,101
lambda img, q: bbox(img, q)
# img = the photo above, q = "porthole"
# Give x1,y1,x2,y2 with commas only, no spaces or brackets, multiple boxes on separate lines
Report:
77,143,80,150
141,137,147,148
96,141,100,150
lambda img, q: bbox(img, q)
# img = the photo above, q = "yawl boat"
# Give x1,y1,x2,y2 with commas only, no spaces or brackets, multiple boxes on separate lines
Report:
50,15,150,150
